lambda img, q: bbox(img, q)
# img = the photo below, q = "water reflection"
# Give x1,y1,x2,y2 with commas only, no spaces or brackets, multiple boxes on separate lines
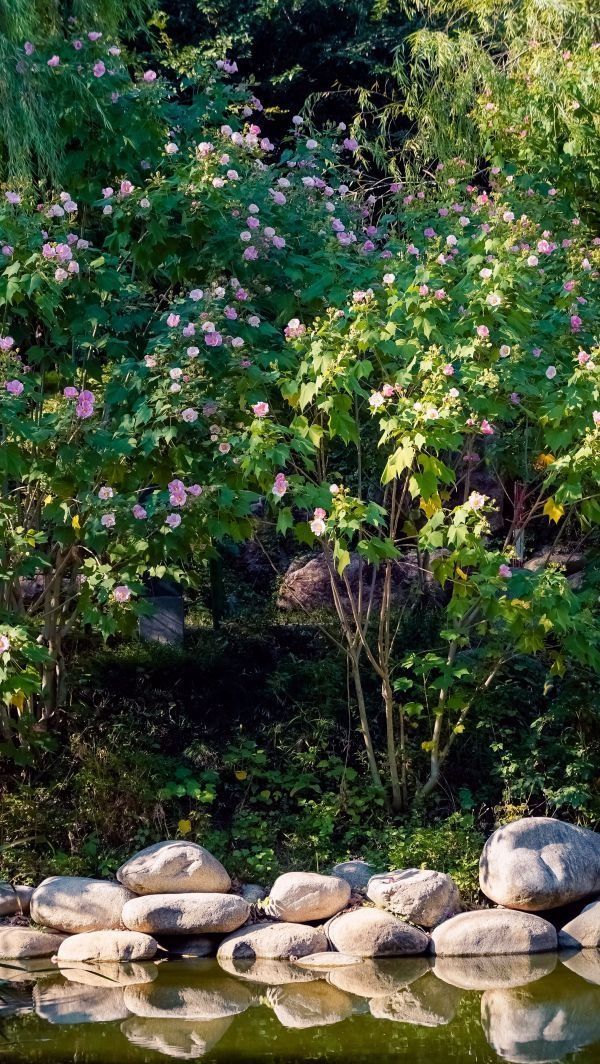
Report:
0,952,599,1061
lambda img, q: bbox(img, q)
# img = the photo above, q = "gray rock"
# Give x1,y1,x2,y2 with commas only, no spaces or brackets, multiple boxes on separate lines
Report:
0,883,18,916
34,981,129,1024
0,928,68,959
369,972,463,1026
481,967,600,1063
57,930,158,963
326,908,430,957
433,952,557,989
117,841,231,895
558,898,600,949
124,973,252,1021
240,884,267,905
430,909,557,956
217,920,327,961
332,861,377,894
14,885,34,915
121,1016,233,1059
265,872,350,922
328,957,431,997
122,893,249,935
266,981,354,1028
30,876,135,933
480,816,600,911
60,962,158,987
367,869,460,928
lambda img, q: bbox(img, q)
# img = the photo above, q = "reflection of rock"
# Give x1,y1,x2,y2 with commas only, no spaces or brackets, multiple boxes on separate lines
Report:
433,952,557,990
117,841,231,895
122,893,249,935
293,952,361,971
481,967,600,1063
367,869,460,929
217,921,327,961
328,957,430,997
480,816,600,911
265,872,350,922
561,948,600,986
265,981,354,1029
558,899,600,949
57,929,158,963
218,956,316,985
327,908,429,957
123,965,252,1020
31,876,135,933
0,959,60,982
121,1016,233,1059
430,909,557,956
369,972,462,1026
332,862,377,894
156,935,220,958
34,980,129,1024
59,961,158,987
0,928,68,958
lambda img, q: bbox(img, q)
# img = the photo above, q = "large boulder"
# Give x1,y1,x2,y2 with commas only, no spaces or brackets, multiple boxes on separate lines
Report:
117,841,231,895
121,1015,233,1059
430,910,557,956
558,898,600,949
217,920,327,961
433,952,557,990
57,930,158,963
480,816,600,911
326,908,430,957
0,928,67,959
367,869,460,929
30,876,135,933
331,861,377,894
122,893,249,936
264,872,350,922
277,553,431,612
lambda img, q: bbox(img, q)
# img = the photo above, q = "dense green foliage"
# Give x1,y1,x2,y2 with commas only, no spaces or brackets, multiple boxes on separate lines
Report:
0,0,598,885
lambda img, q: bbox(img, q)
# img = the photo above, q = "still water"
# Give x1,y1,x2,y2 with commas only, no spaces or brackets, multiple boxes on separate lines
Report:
1,952,600,1063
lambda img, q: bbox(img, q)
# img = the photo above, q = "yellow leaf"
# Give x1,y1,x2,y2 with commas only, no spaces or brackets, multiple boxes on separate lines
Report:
420,494,441,518
543,497,565,524
10,690,25,711
453,723,465,734
455,567,468,581
44,495,53,506
235,770,247,781
71,514,80,530
535,453,555,469
178,819,192,836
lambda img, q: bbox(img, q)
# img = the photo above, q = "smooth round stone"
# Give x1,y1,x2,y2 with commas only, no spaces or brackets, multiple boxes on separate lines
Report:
265,872,351,922
326,907,430,957
369,972,462,1027
0,883,18,916
30,876,135,933
124,974,252,1021
328,957,431,998
122,893,249,935
367,868,460,928
34,981,129,1024
433,952,557,989
293,952,361,970
558,898,600,949
0,928,68,959
479,816,600,912
217,921,327,961
332,861,377,894
57,930,158,963
117,841,231,896
60,961,158,987
266,981,354,1029
121,1015,233,1059
430,909,557,957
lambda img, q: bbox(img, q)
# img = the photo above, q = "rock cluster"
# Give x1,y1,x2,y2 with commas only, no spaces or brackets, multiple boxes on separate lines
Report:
1,816,599,976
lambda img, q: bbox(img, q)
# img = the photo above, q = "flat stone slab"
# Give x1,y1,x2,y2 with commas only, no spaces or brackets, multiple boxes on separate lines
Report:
122,893,249,935
430,909,557,956
292,952,361,970
57,930,158,963
31,876,135,933
117,841,231,895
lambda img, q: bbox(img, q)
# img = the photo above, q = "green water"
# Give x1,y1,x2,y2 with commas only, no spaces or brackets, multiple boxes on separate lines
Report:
1,952,600,1063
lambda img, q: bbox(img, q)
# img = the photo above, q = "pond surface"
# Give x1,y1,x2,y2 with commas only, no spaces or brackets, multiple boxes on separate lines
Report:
1,951,600,1063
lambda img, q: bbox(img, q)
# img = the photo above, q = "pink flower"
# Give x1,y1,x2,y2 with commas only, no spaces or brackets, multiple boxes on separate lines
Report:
510,392,520,404
369,392,385,409
119,180,134,197
272,473,288,497
88,31,102,40
577,350,590,365
218,442,231,454
168,479,187,507
498,564,512,578
0,634,10,653
93,61,106,77
284,318,306,339
5,380,24,396
64,386,78,399
189,289,203,301
167,313,180,328
2,245,13,257
113,585,131,603
423,227,436,238
466,491,487,511
166,513,182,528
98,486,114,500
570,315,582,332
186,346,199,358
382,384,395,397
205,331,223,347
101,513,115,528
47,55,60,67
310,509,327,536
593,411,600,426
418,285,429,296
5,192,20,205
343,138,359,151
243,246,258,260
132,504,147,519
443,364,454,376
181,408,198,423
24,42,34,55
188,484,202,497
143,69,157,82
252,402,269,417
546,365,557,380
480,419,494,435
563,279,576,292
476,325,490,338
434,289,446,300
0,336,14,351
499,345,511,358
486,293,501,307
